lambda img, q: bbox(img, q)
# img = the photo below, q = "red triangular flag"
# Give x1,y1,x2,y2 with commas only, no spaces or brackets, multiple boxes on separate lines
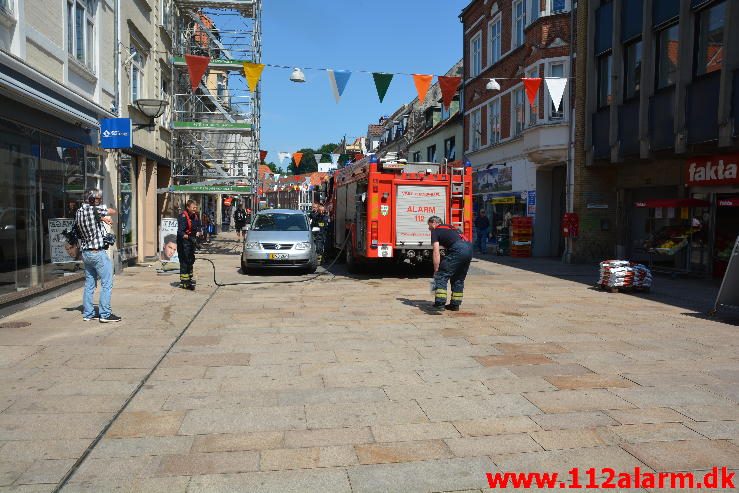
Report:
293,152,303,168
523,78,542,109
185,55,210,92
260,150,268,163
438,76,462,110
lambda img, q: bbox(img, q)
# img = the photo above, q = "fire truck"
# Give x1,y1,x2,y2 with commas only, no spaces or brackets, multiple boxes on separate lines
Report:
327,154,473,272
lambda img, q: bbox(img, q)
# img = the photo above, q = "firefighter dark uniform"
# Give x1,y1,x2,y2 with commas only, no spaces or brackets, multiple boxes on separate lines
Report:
310,212,329,261
177,210,201,290
431,224,473,310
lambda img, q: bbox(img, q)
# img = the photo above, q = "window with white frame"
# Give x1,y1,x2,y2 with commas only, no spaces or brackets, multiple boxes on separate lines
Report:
161,0,174,32
470,32,482,77
129,44,146,103
67,0,96,70
470,108,482,151
529,0,539,24
514,87,525,135
427,145,437,163
412,151,421,162
549,62,565,120
488,16,502,65
551,0,566,14
444,137,456,161
488,98,501,145
160,77,171,125
513,0,526,48
528,68,539,126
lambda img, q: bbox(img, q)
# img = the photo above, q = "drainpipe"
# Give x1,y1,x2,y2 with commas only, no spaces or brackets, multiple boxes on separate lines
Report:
563,0,577,263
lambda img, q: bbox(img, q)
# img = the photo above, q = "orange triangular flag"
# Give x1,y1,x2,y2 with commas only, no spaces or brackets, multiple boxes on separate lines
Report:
523,78,543,109
293,152,303,168
438,76,462,110
184,54,210,92
413,74,433,103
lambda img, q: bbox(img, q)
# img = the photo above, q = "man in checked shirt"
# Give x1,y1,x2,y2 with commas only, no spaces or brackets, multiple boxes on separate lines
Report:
75,189,121,323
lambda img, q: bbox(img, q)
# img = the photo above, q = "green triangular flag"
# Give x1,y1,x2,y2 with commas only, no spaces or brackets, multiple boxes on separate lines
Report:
372,73,394,103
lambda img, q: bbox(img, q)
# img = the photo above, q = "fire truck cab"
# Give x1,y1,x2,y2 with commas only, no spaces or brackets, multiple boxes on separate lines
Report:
328,154,473,272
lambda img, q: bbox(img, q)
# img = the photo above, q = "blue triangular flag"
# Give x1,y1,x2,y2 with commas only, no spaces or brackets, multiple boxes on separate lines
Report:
328,70,352,103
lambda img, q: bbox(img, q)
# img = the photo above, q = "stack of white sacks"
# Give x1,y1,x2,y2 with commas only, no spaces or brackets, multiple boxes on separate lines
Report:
598,260,653,289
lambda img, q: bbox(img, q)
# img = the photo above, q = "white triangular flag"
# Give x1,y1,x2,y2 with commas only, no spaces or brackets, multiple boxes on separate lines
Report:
314,153,324,163
331,153,340,165
278,152,290,165
545,78,568,112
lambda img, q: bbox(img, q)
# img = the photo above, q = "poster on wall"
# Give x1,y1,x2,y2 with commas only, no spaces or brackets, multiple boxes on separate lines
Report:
527,191,537,216
159,218,180,265
48,218,82,264
473,165,513,195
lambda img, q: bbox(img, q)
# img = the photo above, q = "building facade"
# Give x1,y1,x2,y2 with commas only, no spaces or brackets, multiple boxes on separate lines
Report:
0,0,117,304
461,0,573,257
574,0,738,277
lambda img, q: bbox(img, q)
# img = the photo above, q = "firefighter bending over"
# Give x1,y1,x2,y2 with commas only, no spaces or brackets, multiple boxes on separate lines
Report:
428,216,473,311
178,200,202,290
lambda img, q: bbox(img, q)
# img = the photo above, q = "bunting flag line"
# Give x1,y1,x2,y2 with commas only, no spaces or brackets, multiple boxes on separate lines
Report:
413,74,433,103
184,54,210,92
243,62,265,93
545,78,568,112
523,78,543,109
372,73,393,103
438,76,462,110
330,153,340,165
293,152,304,168
259,150,268,163
328,70,352,103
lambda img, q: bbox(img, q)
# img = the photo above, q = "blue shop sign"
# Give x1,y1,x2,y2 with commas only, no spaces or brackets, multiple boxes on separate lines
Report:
100,118,132,149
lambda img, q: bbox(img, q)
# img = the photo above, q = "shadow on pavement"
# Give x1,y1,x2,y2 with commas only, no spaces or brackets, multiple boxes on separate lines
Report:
397,297,445,315
479,254,724,315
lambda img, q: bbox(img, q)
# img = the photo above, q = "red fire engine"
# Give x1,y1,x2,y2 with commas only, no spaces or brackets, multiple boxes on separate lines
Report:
327,155,473,271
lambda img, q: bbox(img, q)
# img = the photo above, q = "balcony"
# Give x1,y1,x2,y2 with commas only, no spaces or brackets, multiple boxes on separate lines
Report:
523,123,569,165
592,108,610,160
687,72,720,144
649,88,675,151
618,99,640,157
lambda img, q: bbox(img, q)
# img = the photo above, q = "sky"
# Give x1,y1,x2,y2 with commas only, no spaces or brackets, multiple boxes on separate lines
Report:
258,0,469,169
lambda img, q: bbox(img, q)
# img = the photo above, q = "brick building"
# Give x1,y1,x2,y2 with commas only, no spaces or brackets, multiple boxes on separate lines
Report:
574,0,738,277
461,0,574,257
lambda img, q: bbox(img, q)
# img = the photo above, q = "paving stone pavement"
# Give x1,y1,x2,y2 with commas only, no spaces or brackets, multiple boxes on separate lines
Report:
0,234,737,492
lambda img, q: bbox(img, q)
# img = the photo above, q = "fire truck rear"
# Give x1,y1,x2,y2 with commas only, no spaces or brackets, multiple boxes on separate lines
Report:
328,155,472,271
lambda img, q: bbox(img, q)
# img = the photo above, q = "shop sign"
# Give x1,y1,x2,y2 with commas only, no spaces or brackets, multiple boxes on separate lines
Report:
473,165,512,195
169,185,252,194
527,191,536,215
686,155,739,186
491,195,516,204
100,118,132,149
718,198,739,207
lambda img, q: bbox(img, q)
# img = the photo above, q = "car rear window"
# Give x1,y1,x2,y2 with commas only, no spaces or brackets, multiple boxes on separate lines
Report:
252,214,308,231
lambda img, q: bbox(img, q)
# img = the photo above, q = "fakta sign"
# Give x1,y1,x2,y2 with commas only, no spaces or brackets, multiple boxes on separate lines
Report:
686,154,739,186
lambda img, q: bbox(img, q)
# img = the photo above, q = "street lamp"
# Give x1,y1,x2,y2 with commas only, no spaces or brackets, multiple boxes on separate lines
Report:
133,98,169,129
289,68,306,83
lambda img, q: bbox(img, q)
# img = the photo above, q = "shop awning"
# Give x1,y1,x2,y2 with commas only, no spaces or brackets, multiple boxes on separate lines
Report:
634,198,710,208
718,197,739,207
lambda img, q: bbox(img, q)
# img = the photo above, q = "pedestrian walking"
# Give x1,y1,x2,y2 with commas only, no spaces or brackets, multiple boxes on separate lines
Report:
177,200,202,290
428,216,473,312
311,204,329,263
75,189,121,323
233,204,247,239
474,209,490,254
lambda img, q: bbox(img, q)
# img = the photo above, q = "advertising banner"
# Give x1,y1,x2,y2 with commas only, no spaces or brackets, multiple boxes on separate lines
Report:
159,218,180,265
48,218,81,263
473,165,513,195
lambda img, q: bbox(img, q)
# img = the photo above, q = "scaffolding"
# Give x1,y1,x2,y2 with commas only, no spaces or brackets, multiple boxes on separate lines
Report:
171,0,262,187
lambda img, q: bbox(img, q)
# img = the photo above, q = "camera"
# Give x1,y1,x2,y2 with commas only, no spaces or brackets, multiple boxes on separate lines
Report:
103,233,116,247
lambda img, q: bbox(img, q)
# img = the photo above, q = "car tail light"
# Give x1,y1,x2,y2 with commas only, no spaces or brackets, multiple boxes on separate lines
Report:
371,220,378,247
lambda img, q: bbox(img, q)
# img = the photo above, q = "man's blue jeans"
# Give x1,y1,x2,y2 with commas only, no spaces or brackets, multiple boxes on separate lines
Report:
82,250,113,319
477,227,489,253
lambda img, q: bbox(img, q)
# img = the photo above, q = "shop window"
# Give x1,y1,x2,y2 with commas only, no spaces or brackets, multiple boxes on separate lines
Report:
695,1,726,77
488,98,501,144
656,24,679,89
549,63,565,119
597,53,612,108
488,16,502,65
470,32,482,77
119,155,137,249
514,87,526,135
513,0,526,48
624,39,643,100
444,137,456,161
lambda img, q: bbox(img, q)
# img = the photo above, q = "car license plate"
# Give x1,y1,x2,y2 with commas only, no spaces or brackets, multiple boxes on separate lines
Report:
269,253,289,260
378,245,393,258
